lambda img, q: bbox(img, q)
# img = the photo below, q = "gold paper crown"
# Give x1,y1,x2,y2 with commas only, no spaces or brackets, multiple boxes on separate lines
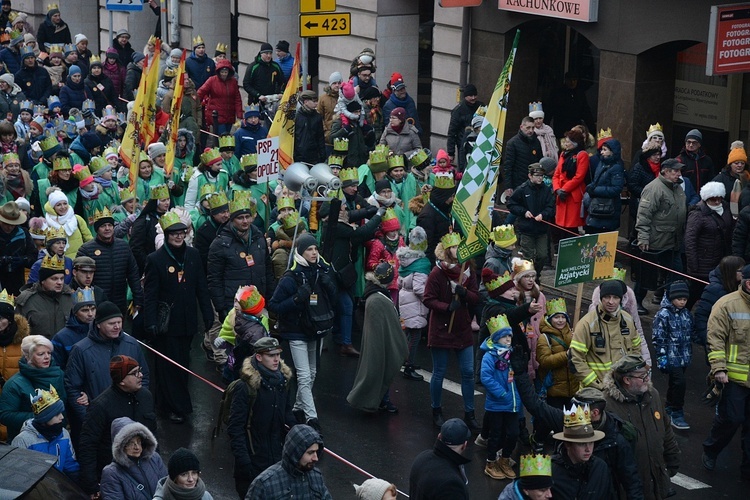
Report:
163,67,177,78
73,165,92,181
40,135,59,152
41,254,65,271
328,155,344,168
513,258,534,276
546,297,568,318
201,148,222,166
73,287,95,305
93,206,113,223
0,288,15,307
3,152,19,165
490,225,516,248
240,154,257,168
408,148,430,167
47,44,64,56
218,135,235,149
440,232,462,249
277,196,295,211
381,207,398,223
485,271,513,292
647,122,663,136
159,211,183,232
47,4,59,12
563,403,592,428
597,127,612,142
229,196,257,216
53,156,71,171
206,192,229,210
387,154,405,169
147,35,158,46
198,183,216,201
192,35,205,48
30,385,60,415
216,42,228,53
119,188,136,203
487,313,511,334
89,55,101,65
434,173,455,190
369,148,388,166
333,137,349,152
611,267,626,282
475,105,488,117
149,184,169,200
519,454,552,478
45,226,67,242
339,167,358,183
235,285,262,311
281,211,299,230
89,156,108,174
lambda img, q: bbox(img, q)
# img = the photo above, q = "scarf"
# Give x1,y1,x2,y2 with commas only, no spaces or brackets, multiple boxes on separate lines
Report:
0,139,16,154
161,477,207,500
46,205,79,236
438,260,462,281
647,159,661,178
32,420,64,442
492,346,512,370
399,256,431,277
561,147,582,179
0,319,17,347
391,123,404,134
708,202,724,216
293,251,311,267
374,191,396,207
253,357,286,388
383,235,400,254
96,176,113,188
5,172,25,198
79,185,99,200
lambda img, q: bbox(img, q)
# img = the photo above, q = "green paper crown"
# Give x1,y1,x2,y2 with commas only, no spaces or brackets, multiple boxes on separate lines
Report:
119,189,136,203
374,144,389,155
281,211,299,230
382,207,398,222
229,195,257,216
369,148,388,166
159,211,183,232
198,183,216,201
485,271,513,292
434,173,455,189
73,165,92,181
333,137,349,152
200,148,222,166
2,152,19,165
611,267,626,282
328,155,344,168
149,184,169,200
0,288,13,307
520,454,552,478
218,135,235,149
388,154,405,169
240,154,258,168
277,196,295,211
408,148,430,167
104,145,118,158
139,151,151,164
89,156,108,174
233,190,254,202
487,313,511,335
206,192,229,210
440,232,462,249
339,167,358,183
53,156,71,171
409,237,428,253
490,224,517,248
546,297,567,318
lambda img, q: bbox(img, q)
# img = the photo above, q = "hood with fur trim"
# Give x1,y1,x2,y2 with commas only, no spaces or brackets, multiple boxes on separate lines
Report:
110,416,158,467
396,246,424,267
240,356,293,391
601,371,653,403
11,314,30,344
177,128,195,156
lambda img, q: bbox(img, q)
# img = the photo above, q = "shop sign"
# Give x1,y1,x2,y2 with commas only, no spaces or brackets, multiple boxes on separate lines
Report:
498,0,598,22
707,4,750,75
673,79,729,130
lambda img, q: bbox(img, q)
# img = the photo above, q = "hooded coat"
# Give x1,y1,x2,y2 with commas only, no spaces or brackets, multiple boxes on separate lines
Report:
245,424,332,499
652,296,693,370
233,119,268,158
197,59,242,126
0,79,26,121
99,417,167,500
59,74,89,115
685,200,733,280
502,129,543,191
51,313,91,370
397,246,431,329
585,139,625,231
15,282,74,339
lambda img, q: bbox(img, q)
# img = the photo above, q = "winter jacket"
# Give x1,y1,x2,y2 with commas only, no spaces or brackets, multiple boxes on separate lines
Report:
677,147,716,192
502,129,543,190
685,201,733,280
536,321,577,398
480,349,520,412
245,424,332,499
652,298,693,370
585,139,625,231
234,122,268,158
707,287,750,386
446,98,484,157
0,47,22,75
77,236,143,314
636,175,687,251
64,326,150,422
197,59,242,126
382,92,421,135
366,237,403,292
102,59,126,97
15,283,74,339
397,247,431,329
423,265,479,350
111,39,135,69
128,210,161,274
152,477,214,500
14,62,53,104
122,62,141,101
694,267,731,349
483,244,514,276
228,357,296,482
316,86,338,144
379,122,422,156
320,206,380,276
78,385,156,495
506,179,555,235
416,195,453,265
84,72,118,115
569,305,641,389
0,317,29,420
208,224,275,313
0,357,67,440
51,314,91,370
712,167,747,205
551,452,614,499
0,224,36,296
36,15,72,48
480,298,539,376
602,374,681,500
0,84,26,122
329,115,375,167
99,417,166,500
59,75,88,115
294,105,326,164
627,160,657,219
12,419,79,479
553,148,589,228
734,205,750,262
408,438,471,500
242,55,285,103
185,51,216,91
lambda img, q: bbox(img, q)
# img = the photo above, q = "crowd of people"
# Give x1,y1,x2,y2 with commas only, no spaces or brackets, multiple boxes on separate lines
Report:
0,3,746,499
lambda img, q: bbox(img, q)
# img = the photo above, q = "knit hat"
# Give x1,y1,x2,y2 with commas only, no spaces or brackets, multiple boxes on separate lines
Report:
481,267,515,298
259,42,273,53
341,81,356,100
0,73,13,87
408,226,428,252
743,264,750,280
168,448,200,480
390,107,406,122
24,33,35,45
374,261,395,285
391,79,406,91
148,142,167,160
14,197,30,212
170,48,182,59
685,129,702,144
360,86,381,101
346,100,361,112
666,281,690,301
700,181,726,201
30,386,65,425
462,83,478,96
132,52,145,64
380,208,400,233
68,65,81,76
375,178,391,194
728,147,748,165
353,478,393,500
328,71,342,85
106,47,119,58
96,301,123,324
74,34,87,45
295,233,318,256
235,285,265,315
599,280,624,299
539,156,557,176
48,188,68,209
276,40,290,53
109,354,139,385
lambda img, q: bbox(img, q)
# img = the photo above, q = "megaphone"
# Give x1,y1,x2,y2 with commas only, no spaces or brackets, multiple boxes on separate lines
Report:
283,162,318,193
310,162,342,193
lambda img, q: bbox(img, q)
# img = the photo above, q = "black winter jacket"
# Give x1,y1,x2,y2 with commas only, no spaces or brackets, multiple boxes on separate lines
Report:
294,106,326,165
502,130,543,190
129,211,161,274
685,201,733,280
693,266,731,347
0,225,36,296
14,63,53,104
417,196,454,266
409,439,471,500
552,452,615,500
626,160,656,219
242,55,286,103
733,205,750,262
36,17,72,48
194,218,222,275
323,213,382,277
112,39,135,68
84,73,118,115
447,98,484,158
506,180,555,235
122,62,142,101
676,147,716,192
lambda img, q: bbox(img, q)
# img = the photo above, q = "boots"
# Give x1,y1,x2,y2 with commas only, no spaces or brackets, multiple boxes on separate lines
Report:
484,459,506,480
497,457,516,479
670,408,690,430
432,407,445,427
465,411,482,434
403,363,424,381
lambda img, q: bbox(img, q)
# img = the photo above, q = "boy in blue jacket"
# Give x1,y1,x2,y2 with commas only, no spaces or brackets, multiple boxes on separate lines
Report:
481,313,521,481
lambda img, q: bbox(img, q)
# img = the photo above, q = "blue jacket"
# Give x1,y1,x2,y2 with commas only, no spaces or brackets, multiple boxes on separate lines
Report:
11,419,79,479
682,175,700,207
28,249,73,286
185,52,215,90
274,54,295,79
51,314,91,370
0,47,22,75
694,266,727,346
382,93,422,135
480,348,520,413
585,139,625,231
652,296,693,369
233,122,268,158
14,62,53,104
59,76,89,115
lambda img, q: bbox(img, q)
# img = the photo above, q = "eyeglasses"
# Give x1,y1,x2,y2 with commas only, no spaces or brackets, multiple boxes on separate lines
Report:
627,369,651,381
685,140,699,145
125,439,142,449
126,368,143,378
169,230,188,237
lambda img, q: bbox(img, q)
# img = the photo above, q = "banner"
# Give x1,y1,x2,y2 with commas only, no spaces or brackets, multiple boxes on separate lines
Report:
268,42,301,169
164,49,187,176
554,231,618,287
256,137,280,182
453,29,520,263
140,38,161,145
121,54,149,186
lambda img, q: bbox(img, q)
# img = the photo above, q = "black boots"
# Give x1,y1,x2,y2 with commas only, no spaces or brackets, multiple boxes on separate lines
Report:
465,411,482,434
432,407,445,427
403,363,424,381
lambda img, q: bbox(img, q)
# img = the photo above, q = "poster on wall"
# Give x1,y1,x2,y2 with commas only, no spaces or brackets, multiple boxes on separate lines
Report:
673,79,729,130
707,3,750,75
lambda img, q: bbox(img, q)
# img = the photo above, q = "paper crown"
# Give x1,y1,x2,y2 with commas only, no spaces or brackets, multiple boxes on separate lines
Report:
206,191,229,210
328,155,344,168
490,225,516,248
41,254,65,271
47,43,64,56
7,12,16,22
563,403,592,428
434,173,455,190
149,183,169,200
72,164,93,182
45,226,67,242
229,195,257,216
487,313,511,335
33,104,46,116
30,385,60,416
485,271,513,292
40,136,60,153
440,232,462,249
53,156,71,171
3,152,19,165
0,288,14,308
19,99,33,111
611,267,626,282
218,135,235,149
597,127,612,142
139,151,150,163
647,122,663,137
281,211,299,230
198,183,216,201
519,454,552,478
192,35,205,48
159,211,184,232
82,99,95,112
117,112,127,123
90,55,101,65
546,297,567,318
339,167,358,183
513,258,534,276
61,120,77,136
381,207,398,223
73,287,95,305
52,116,64,130
216,42,228,53
333,137,349,152
119,189,136,203
162,67,177,79
47,95,61,108
244,104,260,116
19,45,35,59
47,3,59,12
201,148,222,166
93,206,113,223
388,154,405,169
235,285,263,313
7,29,20,41
240,153,257,168
277,196,295,211
408,148,430,167
369,147,388,166
528,101,544,118
63,43,75,55
147,34,158,46
89,156,108,174
103,145,118,158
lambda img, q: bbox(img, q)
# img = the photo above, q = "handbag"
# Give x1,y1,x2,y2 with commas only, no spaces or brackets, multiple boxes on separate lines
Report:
336,262,357,289
156,301,172,333
588,197,615,217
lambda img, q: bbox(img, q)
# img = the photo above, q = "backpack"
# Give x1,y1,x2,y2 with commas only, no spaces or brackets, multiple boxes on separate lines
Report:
212,377,257,439
287,268,335,337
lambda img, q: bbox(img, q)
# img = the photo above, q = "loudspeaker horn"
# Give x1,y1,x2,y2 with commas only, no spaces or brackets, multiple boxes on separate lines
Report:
310,162,342,192
283,162,318,193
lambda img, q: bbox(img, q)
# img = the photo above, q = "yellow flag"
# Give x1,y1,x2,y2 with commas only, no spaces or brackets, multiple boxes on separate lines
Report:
140,39,161,145
268,42,301,169
164,49,187,176
122,55,149,187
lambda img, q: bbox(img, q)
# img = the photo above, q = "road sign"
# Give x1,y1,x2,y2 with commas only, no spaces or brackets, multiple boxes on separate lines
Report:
106,0,144,11
256,137,280,183
299,13,351,37
300,0,336,13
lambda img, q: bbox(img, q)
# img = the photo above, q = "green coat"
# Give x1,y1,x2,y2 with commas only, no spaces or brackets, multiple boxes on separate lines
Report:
222,156,241,177
37,179,78,213
32,161,51,184
390,172,434,236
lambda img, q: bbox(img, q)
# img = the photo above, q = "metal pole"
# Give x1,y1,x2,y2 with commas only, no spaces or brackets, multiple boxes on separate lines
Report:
109,10,113,50
459,7,471,87
160,0,167,43
301,37,308,91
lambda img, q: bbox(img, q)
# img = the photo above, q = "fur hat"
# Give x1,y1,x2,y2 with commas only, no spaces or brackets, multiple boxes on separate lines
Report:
700,181,726,201
564,128,585,147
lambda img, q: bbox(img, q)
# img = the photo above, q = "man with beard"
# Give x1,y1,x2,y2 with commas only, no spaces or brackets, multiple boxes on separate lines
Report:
502,117,543,199
447,83,484,164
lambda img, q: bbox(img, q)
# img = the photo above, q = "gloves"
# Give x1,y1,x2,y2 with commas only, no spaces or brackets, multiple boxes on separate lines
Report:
556,189,568,201
509,347,528,375
213,336,225,349
376,206,387,217
448,299,461,312
455,284,467,298
295,283,312,304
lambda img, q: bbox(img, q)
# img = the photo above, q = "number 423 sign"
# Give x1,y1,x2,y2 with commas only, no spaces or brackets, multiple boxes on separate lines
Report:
299,12,351,37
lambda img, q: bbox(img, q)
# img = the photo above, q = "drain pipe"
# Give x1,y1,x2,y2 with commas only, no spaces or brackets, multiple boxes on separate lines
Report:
459,6,471,87
170,0,180,46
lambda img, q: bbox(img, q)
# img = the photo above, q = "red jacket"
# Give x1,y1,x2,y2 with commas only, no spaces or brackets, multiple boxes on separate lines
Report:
197,59,242,126
423,265,479,350
553,149,589,228
366,236,404,292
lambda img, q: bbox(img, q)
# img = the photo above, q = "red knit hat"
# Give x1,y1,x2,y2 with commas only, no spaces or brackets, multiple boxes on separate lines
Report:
235,285,265,315
110,355,139,385
380,208,400,232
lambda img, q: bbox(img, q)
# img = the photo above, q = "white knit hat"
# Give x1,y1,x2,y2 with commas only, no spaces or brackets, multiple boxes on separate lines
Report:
353,478,393,500
148,142,167,160
75,33,88,45
48,189,68,208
